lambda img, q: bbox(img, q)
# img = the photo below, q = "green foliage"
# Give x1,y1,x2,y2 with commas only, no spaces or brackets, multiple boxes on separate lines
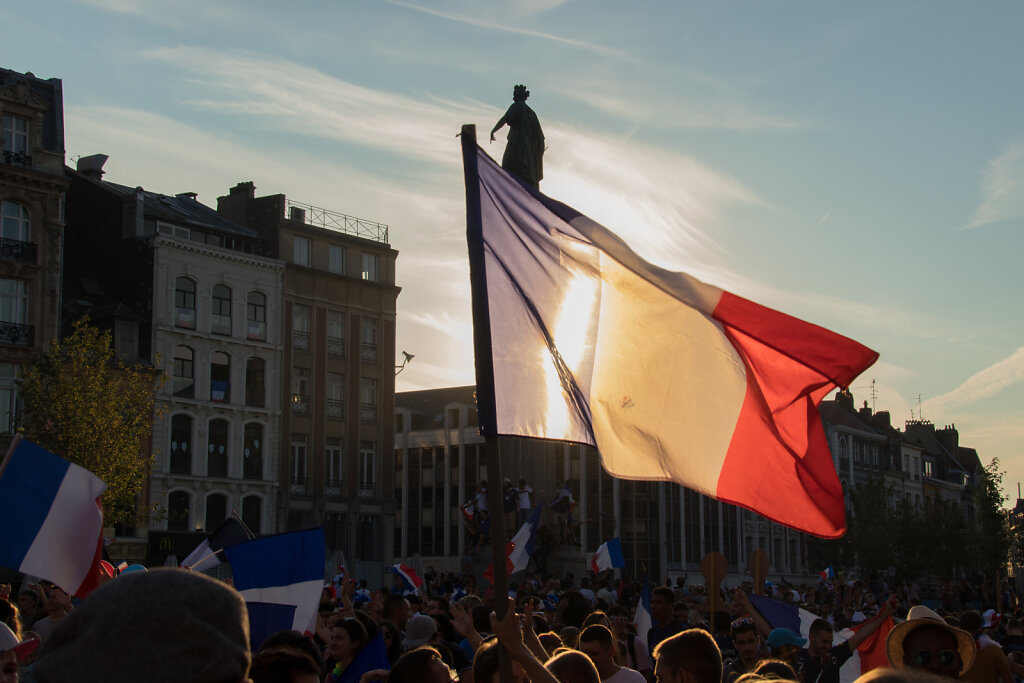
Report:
18,320,165,526
969,458,1010,579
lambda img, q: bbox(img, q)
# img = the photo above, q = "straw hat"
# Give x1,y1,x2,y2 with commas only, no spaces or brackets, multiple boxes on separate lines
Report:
886,605,975,674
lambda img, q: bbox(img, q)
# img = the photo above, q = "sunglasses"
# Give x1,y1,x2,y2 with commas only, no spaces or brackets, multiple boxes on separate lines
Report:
910,649,957,667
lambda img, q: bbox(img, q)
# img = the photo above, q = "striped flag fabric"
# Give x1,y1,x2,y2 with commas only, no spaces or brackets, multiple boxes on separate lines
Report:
181,514,255,572
224,527,324,650
0,439,106,597
390,564,423,592
484,504,543,583
591,537,626,573
634,579,652,642
462,134,877,538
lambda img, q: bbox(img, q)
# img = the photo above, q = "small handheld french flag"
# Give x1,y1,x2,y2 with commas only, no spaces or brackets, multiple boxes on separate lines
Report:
0,439,107,597
591,537,626,573
390,564,423,592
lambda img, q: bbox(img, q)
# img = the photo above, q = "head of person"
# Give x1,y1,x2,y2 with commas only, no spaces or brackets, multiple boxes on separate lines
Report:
581,610,610,630
330,617,369,664
753,658,798,681
958,610,982,636
427,596,450,617
474,636,526,683
0,601,19,640
33,568,250,683
578,624,616,672
404,614,439,650
391,646,458,683
885,605,975,679
807,618,833,657
378,620,403,662
731,618,761,665
513,84,530,103
383,594,412,630
546,649,600,683
1,621,39,683
248,646,320,683
651,586,675,623
539,631,564,655
16,592,38,620
765,628,806,664
653,628,723,683
258,630,324,677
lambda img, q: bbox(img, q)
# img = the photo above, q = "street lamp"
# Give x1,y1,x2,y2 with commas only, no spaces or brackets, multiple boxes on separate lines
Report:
395,350,415,376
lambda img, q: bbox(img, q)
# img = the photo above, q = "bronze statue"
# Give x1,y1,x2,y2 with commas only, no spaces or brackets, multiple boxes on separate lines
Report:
490,84,545,189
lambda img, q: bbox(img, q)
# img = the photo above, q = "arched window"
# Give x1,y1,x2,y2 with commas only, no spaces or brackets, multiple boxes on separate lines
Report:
242,495,262,534
207,418,229,477
245,357,265,407
246,291,266,341
243,422,263,480
1,200,30,241
211,284,232,335
210,351,230,403
169,414,192,474
167,490,191,531
173,346,194,398
175,277,196,329
205,492,228,532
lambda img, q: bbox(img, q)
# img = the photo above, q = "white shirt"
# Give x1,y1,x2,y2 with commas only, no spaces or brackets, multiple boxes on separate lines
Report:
516,486,532,509
605,666,647,683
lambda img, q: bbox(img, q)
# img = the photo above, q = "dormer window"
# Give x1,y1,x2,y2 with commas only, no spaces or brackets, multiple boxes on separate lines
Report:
2,114,30,166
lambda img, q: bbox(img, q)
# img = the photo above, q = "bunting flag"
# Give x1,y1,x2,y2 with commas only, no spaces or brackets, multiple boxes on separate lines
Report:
461,132,877,538
224,528,324,650
0,439,106,597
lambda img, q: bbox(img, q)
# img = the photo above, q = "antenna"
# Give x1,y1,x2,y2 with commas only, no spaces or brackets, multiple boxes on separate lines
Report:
869,379,877,412
916,394,923,421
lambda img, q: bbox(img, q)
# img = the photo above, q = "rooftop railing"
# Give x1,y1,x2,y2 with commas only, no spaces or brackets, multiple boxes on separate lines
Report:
286,200,388,244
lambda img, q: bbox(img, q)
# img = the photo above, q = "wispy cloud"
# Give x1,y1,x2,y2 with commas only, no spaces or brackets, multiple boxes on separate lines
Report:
384,0,638,64
819,210,831,225
965,138,1024,229
924,346,1024,411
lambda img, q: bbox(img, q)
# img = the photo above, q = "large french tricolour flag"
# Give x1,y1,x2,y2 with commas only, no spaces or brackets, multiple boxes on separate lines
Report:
592,537,626,573
484,504,543,583
461,133,877,538
225,528,324,650
0,439,106,597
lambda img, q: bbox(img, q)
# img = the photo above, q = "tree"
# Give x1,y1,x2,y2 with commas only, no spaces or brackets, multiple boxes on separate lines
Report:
969,458,1011,580
18,319,165,526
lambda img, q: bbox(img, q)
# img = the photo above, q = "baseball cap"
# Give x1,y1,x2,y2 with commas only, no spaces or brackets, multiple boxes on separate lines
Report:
0,622,39,662
766,628,807,648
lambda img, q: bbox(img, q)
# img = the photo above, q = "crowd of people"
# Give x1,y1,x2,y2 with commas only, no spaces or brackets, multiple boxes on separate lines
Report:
3,565,1023,683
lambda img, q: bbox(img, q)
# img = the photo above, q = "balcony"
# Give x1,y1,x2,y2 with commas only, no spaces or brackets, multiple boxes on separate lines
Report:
358,481,375,498
291,394,309,414
326,399,343,418
0,322,34,347
326,479,343,498
361,342,377,362
293,331,310,351
290,476,307,495
360,403,376,423
328,336,345,356
2,151,31,167
0,239,37,265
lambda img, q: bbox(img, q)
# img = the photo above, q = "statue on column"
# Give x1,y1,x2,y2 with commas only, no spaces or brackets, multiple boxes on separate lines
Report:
490,84,545,189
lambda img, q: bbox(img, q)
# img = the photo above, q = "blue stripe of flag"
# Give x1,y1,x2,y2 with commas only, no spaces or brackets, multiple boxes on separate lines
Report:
225,527,323,590
0,441,71,568
748,595,801,634
607,537,625,568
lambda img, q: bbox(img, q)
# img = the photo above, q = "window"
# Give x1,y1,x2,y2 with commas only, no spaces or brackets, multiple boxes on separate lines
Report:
360,378,377,423
361,252,378,281
327,311,345,356
242,495,262,534
167,491,191,531
169,414,192,474
293,304,310,351
174,277,196,329
326,373,344,418
210,351,230,403
115,320,138,361
246,291,267,341
293,236,310,267
173,346,194,398
329,245,346,275
207,418,229,477
923,459,934,479
360,318,377,362
290,436,308,494
211,284,232,335
205,493,228,532
1,201,30,241
0,279,28,324
243,423,263,480
292,367,310,413
245,357,265,408
359,441,376,495
2,114,29,165
0,363,19,434
325,438,343,495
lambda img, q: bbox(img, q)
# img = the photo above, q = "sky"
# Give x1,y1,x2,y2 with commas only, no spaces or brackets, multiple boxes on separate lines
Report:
6,1,1024,501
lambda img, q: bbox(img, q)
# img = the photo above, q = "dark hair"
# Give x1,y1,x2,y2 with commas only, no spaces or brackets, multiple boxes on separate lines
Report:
579,624,614,650
249,646,320,683
808,618,833,636
433,613,457,642
713,611,731,633
390,646,444,683
539,631,564,655
472,604,493,633
473,636,501,683
0,599,21,638
653,586,675,603
334,617,369,654
379,620,403,664
545,650,600,683
383,594,410,619
959,610,982,633
754,658,798,680
731,619,758,639
259,630,324,676
653,628,723,683
430,596,450,614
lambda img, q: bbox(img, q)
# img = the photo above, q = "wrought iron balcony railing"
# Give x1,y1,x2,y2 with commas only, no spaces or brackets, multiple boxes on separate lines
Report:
0,239,37,265
0,322,34,347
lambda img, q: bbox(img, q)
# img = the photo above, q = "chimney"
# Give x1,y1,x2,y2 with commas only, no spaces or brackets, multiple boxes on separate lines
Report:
176,192,198,200
936,424,959,453
77,153,108,180
872,410,891,430
858,400,872,422
218,181,255,223
835,388,855,413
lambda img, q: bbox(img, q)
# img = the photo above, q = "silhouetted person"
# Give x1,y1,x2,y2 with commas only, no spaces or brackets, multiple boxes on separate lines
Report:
491,84,544,188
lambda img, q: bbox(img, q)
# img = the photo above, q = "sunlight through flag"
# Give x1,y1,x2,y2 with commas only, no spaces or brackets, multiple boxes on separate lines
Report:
462,131,878,538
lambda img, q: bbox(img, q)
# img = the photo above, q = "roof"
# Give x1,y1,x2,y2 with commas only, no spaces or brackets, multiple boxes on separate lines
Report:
0,68,63,153
397,386,477,431
819,400,884,437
